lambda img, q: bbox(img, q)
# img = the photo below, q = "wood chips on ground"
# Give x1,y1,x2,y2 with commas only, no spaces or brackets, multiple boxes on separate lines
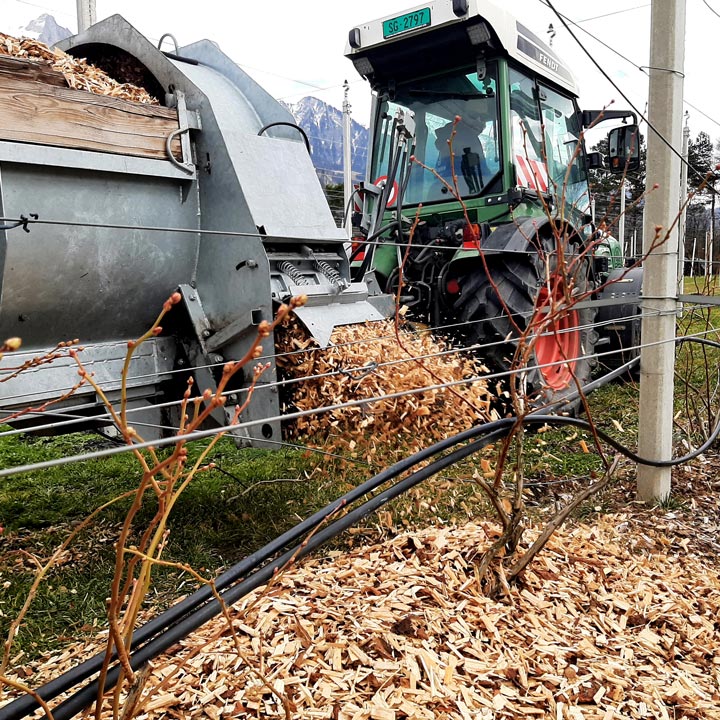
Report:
7,512,720,719
0,33,158,104
278,319,499,460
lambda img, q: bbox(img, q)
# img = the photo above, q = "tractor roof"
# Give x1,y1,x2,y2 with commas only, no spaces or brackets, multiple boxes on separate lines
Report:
346,0,579,96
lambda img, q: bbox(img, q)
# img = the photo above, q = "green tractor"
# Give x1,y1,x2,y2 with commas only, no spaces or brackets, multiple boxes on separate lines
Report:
346,0,641,405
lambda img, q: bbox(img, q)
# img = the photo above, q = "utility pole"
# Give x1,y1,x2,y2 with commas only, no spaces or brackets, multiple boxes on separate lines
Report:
342,80,353,238
76,0,96,32
637,0,686,502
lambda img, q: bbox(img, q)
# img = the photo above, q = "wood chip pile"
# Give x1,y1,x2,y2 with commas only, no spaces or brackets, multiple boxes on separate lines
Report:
0,32,158,104
8,512,720,719
277,319,499,460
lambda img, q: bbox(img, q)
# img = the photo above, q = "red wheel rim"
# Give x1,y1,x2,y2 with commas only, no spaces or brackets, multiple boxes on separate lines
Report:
533,276,580,391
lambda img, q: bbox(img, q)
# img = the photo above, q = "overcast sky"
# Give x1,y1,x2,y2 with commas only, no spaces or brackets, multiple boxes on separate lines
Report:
4,0,720,145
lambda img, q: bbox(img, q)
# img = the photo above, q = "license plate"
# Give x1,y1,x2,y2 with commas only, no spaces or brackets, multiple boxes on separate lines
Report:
382,8,431,39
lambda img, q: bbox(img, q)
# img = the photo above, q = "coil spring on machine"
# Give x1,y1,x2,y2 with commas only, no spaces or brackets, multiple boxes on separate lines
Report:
314,259,343,285
278,261,309,285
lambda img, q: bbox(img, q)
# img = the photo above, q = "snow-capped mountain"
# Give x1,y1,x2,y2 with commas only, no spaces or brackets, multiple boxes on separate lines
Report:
16,14,72,46
286,96,369,187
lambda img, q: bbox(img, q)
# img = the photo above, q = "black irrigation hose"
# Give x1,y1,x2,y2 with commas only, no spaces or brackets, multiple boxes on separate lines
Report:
8,347,720,719
47,425,515,720
1,361,638,719
0,414,521,720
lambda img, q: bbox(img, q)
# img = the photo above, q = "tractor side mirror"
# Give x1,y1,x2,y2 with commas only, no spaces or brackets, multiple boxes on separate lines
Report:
607,124,640,173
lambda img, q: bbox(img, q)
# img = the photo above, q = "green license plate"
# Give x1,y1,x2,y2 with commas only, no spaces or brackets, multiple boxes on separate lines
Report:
382,8,431,39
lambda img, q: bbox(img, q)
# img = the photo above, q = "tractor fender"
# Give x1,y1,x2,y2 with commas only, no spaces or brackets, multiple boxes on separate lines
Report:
595,266,643,365
446,215,582,283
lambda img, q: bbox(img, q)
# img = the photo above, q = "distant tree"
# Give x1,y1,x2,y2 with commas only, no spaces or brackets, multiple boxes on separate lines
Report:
687,131,715,195
680,132,717,271
685,201,710,273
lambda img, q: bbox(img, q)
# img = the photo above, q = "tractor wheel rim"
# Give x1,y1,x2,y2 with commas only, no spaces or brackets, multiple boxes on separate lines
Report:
533,278,581,391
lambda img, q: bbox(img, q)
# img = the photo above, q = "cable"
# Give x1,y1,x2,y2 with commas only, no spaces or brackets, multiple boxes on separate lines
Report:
2,213,697,258
0,306,624,405
542,0,714,191
683,100,720,133
12,342,720,717
3,355,675,720
2,349,631,719
702,0,720,20
542,0,720,138
8,0,75,22
1,414,515,720
576,5,650,23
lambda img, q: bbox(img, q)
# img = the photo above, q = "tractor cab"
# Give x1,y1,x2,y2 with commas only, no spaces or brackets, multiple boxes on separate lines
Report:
347,0,594,234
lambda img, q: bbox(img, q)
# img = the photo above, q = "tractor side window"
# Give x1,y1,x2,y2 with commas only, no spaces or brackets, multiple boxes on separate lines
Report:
538,84,590,214
509,67,547,192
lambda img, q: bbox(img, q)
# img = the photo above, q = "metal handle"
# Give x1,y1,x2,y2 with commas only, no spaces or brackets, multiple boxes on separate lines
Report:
165,127,194,174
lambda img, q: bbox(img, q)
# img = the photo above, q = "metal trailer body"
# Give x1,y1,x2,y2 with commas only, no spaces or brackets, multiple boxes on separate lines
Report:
0,15,388,443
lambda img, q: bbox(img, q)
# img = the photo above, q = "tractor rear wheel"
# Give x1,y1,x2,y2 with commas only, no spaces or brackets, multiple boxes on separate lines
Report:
454,228,598,410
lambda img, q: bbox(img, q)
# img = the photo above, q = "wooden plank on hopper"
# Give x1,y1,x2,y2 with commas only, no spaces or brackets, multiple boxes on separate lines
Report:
0,55,68,87
0,76,181,159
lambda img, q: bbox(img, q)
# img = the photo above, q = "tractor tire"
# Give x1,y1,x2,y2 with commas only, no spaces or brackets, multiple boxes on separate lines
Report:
453,222,598,411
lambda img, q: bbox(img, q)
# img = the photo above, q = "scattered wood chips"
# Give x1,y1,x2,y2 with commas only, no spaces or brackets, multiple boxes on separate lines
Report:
6,512,720,719
277,319,499,461
0,32,158,104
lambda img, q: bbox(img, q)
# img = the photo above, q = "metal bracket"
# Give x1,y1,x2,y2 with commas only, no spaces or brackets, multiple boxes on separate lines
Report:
0,213,38,233
178,283,212,354
205,311,264,353
176,284,228,427
164,90,197,175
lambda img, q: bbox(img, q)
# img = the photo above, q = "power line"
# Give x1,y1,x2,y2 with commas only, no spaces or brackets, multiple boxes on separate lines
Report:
542,0,713,191
701,0,720,20
541,0,720,144
576,4,651,23
7,0,75,22
684,99,720,133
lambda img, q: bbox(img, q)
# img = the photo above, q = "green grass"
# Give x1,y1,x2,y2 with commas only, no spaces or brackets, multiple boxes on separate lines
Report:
0,433,339,659
0,418,510,663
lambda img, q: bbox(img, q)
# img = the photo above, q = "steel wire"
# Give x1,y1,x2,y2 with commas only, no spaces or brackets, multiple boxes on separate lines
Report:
0,311,671,440
0,214,700,259
0,304,672,409
0,314,712,444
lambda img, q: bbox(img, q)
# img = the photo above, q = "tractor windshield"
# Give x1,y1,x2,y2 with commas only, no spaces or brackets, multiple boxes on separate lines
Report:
371,63,501,206
508,66,590,217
